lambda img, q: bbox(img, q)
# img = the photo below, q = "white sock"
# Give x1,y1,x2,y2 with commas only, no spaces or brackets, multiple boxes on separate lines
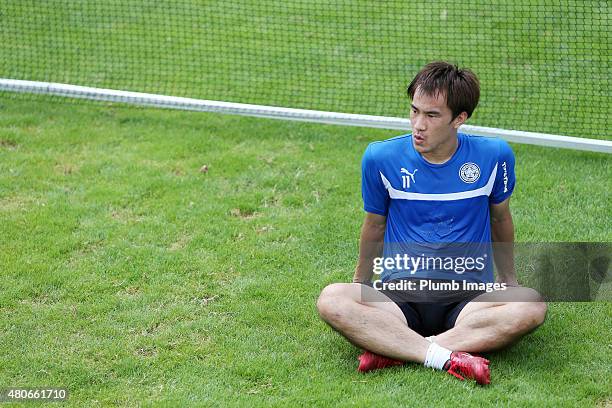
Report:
424,342,452,370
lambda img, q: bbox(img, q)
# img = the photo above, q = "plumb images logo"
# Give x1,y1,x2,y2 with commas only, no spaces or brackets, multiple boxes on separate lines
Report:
371,278,508,293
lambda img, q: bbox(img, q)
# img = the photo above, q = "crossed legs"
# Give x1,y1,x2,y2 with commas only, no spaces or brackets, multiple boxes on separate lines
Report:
316,282,547,363
316,283,430,362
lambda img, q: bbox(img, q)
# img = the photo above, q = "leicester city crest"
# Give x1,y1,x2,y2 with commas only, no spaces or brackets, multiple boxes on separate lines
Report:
459,162,480,183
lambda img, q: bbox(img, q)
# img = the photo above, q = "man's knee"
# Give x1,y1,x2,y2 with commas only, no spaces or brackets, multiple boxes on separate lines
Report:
509,301,547,334
316,283,354,324
527,301,548,328
519,287,547,328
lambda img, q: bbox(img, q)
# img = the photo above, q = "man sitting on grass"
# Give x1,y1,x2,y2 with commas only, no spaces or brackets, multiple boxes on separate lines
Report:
316,61,547,385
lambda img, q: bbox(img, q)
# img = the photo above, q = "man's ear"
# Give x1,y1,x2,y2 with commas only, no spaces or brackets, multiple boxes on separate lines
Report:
452,112,468,129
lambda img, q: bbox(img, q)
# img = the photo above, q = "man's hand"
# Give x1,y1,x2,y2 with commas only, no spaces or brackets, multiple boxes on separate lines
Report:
353,212,387,283
490,198,518,286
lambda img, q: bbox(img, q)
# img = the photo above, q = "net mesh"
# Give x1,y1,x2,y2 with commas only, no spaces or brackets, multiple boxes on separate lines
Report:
1,0,610,139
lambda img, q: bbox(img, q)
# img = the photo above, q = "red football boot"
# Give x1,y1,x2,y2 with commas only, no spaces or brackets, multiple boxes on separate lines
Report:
357,351,404,372
444,351,491,385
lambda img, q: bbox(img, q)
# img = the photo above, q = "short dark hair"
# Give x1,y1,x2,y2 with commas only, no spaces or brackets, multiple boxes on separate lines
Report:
407,61,480,119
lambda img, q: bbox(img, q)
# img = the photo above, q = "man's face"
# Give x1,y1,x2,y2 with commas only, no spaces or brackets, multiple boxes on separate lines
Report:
409,88,461,156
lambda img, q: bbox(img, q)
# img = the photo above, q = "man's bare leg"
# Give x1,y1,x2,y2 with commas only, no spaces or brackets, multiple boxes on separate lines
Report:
431,287,547,352
316,282,430,363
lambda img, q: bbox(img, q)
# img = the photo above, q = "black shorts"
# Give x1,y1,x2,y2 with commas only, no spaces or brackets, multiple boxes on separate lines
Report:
393,300,473,337
366,279,485,337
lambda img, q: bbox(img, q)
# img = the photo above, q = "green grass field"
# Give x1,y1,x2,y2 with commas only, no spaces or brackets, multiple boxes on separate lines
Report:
0,99,610,406
1,0,611,406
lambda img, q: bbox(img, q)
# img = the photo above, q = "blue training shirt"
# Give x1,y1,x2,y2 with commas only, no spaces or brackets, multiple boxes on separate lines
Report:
362,133,515,283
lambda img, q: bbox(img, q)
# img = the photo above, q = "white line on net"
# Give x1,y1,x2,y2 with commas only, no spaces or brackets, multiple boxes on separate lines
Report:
1,78,610,154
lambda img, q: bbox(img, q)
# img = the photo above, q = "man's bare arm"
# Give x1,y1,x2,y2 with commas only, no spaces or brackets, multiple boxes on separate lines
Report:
353,212,387,283
490,198,518,286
